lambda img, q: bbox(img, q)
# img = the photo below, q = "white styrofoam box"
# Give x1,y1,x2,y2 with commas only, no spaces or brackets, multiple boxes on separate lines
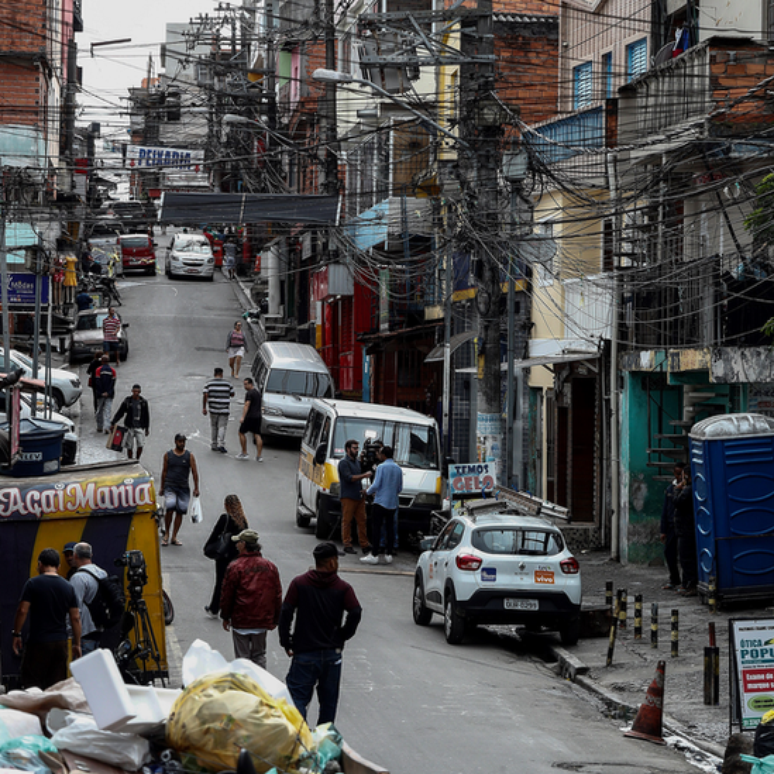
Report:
69,649,136,731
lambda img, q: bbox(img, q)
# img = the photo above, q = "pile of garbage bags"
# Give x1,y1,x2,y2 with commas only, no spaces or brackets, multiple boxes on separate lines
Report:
0,640,350,774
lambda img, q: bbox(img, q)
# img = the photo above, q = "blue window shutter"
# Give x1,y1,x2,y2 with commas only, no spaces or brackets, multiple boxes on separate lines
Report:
603,53,612,98
573,62,593,110
627,38,647,81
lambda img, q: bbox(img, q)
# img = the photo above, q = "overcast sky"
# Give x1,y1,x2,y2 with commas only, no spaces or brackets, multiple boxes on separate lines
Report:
78,0,218,139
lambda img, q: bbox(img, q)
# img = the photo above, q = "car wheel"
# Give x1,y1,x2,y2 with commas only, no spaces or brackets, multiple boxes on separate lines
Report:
296,490,311,529
559,616,581,647
207,274,215,282
444,588,466,644
119,345,129,362
314,498,329,539
147,264,156,276
413,575,433,626
50,390,63,412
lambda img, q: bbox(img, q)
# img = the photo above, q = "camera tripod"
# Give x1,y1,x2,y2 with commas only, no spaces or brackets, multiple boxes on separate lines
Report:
114,592,166,686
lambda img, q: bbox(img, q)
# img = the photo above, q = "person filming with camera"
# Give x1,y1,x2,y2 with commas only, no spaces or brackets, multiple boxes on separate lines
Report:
338,440,372,555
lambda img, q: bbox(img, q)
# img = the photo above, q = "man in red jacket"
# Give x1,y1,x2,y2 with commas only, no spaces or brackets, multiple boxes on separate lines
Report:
220,529,282,669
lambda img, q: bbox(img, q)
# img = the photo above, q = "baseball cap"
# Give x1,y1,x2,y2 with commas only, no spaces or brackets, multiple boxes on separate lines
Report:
63,542,76,552
313,542,338,561
232,529,260,545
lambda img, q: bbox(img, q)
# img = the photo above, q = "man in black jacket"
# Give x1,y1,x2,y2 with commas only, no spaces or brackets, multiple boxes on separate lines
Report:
111,384,150,460
278,542,362,725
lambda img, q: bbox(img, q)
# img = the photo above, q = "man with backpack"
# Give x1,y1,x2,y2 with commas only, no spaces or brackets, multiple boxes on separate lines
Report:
69,542,124,653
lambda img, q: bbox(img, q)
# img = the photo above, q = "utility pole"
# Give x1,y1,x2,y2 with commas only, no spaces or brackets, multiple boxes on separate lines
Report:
459,0,506,474
321,0,338,197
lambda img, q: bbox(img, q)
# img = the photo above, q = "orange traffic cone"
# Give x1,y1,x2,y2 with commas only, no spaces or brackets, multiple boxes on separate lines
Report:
624,660,666,745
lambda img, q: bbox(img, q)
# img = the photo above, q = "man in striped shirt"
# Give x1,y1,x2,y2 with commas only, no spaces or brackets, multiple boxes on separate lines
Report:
102,307,122,369
203,367,236,453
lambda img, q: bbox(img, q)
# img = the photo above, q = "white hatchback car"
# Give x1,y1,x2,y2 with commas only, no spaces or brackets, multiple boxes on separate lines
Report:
166,233,215,280
412,506,582,645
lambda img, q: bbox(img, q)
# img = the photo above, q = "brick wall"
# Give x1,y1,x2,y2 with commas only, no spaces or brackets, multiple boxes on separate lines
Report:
496,20,559,125
0,2,47,55
0,2,49,129
709,41,774,135
0,61,43,126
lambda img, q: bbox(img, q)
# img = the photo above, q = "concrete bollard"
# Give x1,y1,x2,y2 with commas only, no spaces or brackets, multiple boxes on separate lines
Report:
651,602,658,649
634,594,643,640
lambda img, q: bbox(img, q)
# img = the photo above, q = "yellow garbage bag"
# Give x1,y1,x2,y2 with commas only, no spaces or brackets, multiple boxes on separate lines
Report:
166,671,313,773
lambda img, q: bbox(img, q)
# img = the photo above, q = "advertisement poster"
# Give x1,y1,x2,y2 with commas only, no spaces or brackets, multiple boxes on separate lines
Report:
476,412,502,478
448,462,497,497
730,618,774,729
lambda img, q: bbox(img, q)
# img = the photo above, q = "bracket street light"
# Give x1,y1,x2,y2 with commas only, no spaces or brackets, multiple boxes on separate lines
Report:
311,68,472,153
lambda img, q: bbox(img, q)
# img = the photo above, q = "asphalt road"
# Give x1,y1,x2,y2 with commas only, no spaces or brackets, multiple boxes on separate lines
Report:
71,265,709,774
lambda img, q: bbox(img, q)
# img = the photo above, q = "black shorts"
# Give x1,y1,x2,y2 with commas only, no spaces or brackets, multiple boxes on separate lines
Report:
239,417,262,435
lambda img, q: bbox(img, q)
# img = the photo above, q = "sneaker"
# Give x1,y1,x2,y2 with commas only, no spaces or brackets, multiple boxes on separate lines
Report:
256,456,263,462
236,453,249,460
211,445,219,451
343,546,357,554
662,583,678,590
204,606,218,619
218,446,228,454
360,554,379,565
385,554,394,564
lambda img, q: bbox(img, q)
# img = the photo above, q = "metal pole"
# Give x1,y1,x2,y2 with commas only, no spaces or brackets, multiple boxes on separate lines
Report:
442,243,452,459
608,149,621,560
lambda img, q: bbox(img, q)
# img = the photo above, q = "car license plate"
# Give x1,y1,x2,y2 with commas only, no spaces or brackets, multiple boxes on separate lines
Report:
186,268,199,274
504,598,538,611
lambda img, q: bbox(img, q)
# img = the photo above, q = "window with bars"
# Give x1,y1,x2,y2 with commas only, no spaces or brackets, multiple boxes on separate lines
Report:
573,62,593,110
626,38,648,82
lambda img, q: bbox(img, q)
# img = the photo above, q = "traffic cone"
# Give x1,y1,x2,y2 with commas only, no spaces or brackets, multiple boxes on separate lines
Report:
624,660,666,745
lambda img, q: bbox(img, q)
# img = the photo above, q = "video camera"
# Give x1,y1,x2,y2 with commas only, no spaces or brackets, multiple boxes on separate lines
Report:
360,438,383,472
115,549,148,599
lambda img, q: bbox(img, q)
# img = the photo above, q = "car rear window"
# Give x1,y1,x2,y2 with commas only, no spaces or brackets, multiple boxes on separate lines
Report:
471,527,564,556
121,237,150,248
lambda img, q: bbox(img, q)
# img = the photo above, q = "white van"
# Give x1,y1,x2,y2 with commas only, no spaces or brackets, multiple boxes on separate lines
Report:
296,399,442,540
251,342,334,438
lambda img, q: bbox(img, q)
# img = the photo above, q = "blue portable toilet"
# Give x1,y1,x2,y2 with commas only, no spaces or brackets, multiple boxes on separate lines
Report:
690,413,774,604
0,417,65,477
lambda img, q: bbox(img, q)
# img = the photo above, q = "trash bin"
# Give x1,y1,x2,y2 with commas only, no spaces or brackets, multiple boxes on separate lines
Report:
689,413,774,603
0,417,65,477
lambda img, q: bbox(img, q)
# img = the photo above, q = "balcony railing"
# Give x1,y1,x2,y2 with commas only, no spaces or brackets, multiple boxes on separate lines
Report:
618,43,710,144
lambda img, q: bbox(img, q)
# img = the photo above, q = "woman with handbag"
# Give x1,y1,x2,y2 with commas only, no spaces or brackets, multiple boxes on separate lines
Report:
204,494,248,617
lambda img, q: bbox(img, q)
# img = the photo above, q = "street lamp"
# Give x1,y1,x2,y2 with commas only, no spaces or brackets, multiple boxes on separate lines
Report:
311,68,471,153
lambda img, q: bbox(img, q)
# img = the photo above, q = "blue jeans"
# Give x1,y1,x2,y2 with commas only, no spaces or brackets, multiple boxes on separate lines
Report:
285,649,343,725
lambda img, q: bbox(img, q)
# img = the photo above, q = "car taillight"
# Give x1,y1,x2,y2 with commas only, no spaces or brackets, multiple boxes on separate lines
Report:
560,557,580,574
456,554,482,571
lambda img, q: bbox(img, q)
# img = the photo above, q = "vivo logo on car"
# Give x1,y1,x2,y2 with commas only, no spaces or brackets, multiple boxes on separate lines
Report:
19,452,42,461
481,567,497,582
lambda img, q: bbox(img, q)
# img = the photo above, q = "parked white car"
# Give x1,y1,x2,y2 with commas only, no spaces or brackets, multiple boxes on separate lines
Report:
0,349,82,409
165,233,215,280
412,504,582,645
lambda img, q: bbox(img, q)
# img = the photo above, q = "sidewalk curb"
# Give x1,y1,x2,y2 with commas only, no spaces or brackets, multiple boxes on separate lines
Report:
550,645,726,761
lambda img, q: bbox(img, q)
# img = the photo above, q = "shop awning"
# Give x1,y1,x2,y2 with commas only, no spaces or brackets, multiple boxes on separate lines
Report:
424,330,477,363
456,350,600,375
158,192,339,225
507,351,600,371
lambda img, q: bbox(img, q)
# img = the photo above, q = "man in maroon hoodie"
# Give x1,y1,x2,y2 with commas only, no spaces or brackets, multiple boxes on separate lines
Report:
220,529,282,669
279,542,362,725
